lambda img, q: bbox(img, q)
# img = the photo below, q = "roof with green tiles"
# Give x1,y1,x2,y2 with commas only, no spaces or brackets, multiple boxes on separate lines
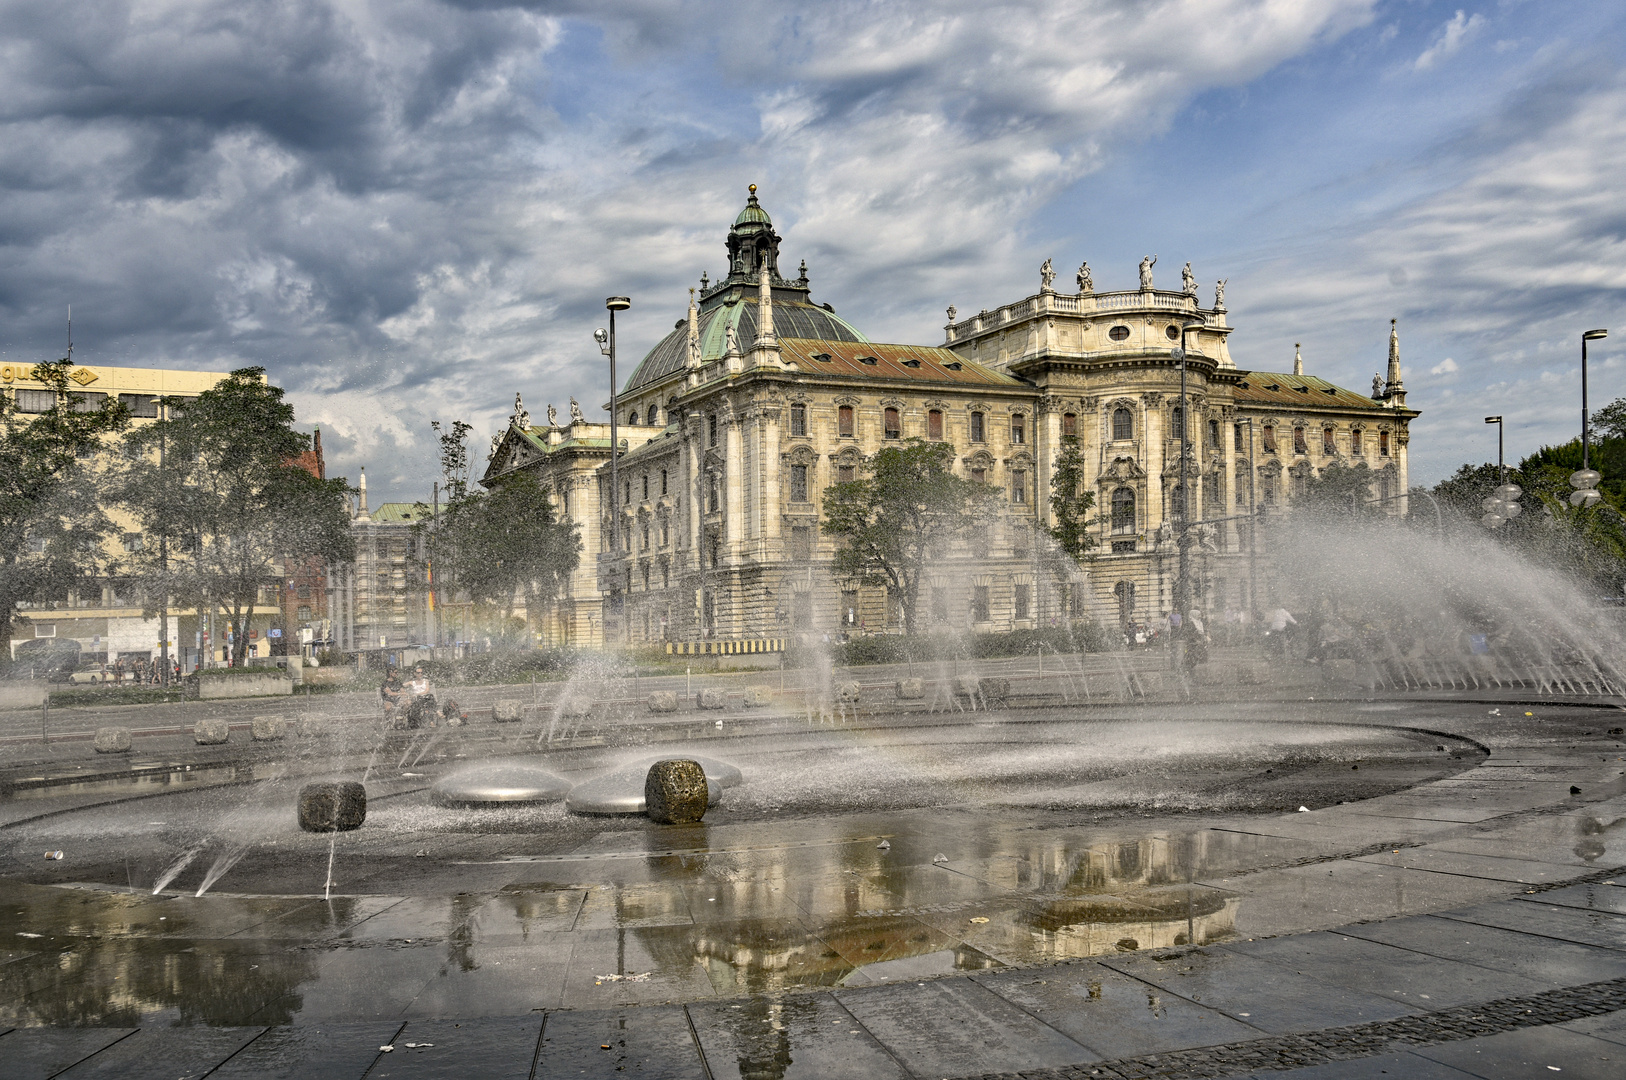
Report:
1233,372,1389,411
366,502,428,524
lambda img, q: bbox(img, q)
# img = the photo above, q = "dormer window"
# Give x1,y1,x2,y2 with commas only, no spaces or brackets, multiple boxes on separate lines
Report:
812,352,832,362
944,361,962,370
902,358,920,368
856,355,878,366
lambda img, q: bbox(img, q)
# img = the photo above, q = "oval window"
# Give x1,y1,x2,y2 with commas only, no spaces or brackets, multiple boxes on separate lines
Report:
1165,325,1180,340
1108,325,1131,342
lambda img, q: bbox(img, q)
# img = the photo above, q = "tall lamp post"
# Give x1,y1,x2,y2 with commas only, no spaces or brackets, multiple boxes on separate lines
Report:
1572,329,1609,507
1481,415,1522,528
595,295,632,644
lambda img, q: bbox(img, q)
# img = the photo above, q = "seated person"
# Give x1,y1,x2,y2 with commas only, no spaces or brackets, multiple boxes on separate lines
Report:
379,667,403,719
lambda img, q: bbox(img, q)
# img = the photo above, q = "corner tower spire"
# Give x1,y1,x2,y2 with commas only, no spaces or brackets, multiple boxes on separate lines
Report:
1385,319,1406,407
724,184,781,286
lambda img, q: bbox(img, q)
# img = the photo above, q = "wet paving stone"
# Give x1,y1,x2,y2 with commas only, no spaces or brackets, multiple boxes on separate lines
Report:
1525,881,1626,916
534,1007,706,1079
1246,1050,1482,1078
205,1021,405,1079
1436,899,1626,950
836,977,1093,1074
688,994,910,1079
0,1026,138,1080
50,1024,265,1080
1411,1023,1624,1078
368,1016,543,1079
1342,914,1626,986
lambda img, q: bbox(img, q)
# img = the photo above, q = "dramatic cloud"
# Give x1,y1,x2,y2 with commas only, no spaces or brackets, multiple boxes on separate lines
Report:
0,0,1620,498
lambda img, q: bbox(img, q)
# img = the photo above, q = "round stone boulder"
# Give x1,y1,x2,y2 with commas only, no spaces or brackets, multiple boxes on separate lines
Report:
645,759,708,824
695,687,727,710
647,690,679,713
250,716,285,741
298,781,367,832
742,687,772,708
556,696,593,719
93,726,132,754
836,681,862,703
193,718,229,745
296,714,325,739
895,677,924,700
979,677,1011,705
492,699,524,723
566,754,738,815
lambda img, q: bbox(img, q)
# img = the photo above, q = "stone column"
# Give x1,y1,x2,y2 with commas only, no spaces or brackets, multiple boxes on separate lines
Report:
760,408,782,555
724,407,743,560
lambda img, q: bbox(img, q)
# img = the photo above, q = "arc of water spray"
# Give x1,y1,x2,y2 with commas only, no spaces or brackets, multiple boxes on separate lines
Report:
152,843,205,894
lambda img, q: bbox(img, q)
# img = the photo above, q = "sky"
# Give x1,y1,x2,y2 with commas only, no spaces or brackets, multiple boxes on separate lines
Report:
1,0,1623,504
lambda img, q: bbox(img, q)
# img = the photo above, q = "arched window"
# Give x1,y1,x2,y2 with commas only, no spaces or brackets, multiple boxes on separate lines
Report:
970,411,985,442
884,407,901,439
1112,407,1133,441
630,410,639,426
1111,488,1136,533
1293,426,1308,455
1379,430,1390,456
1062,412,1077,438
1168,483,1186,521
1010,413,1026,444
1323,427,1336,455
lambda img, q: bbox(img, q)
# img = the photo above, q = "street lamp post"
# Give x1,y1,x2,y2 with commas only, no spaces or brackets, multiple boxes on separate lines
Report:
1572,329,1609,507
596,296,632,644
1480,416,1522,529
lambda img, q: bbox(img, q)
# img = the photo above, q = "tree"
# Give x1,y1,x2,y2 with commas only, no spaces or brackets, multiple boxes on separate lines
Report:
1292,461,1380,519
119,368,354,667
424,470,579,638
1591,396,1626,441
1047,435,1098,562
1430,462,1511,523
0,357,129,670
821,438,1005,635
431,419,474,502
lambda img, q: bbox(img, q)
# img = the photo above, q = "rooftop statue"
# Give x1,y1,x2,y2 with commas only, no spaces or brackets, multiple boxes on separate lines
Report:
1182,262,1197,295
1139,254,1157,290
725,323,740,354
1077,262,1093,293
569,397,585,424
1372,374,1384,398
512,392,529,430
1040,258,1056,292
946,304,958,323
546,402,557,427
1214,278,1227,308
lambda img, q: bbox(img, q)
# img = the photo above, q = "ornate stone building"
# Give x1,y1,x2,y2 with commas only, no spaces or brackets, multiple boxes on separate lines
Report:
483,191,1418,646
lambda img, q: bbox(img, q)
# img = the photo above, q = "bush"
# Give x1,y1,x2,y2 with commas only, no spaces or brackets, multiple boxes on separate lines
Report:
48,686,189,707
785,621,1115,668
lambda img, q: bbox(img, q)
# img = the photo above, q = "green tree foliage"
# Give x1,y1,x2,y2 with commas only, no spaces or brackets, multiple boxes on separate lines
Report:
1590,395,1626,441
425,470,579,637
1291,460,1379,518
1430,462,1512,522
119,369,354,667
0,357,129,669
1047,435,1098,562
821,438,1005,635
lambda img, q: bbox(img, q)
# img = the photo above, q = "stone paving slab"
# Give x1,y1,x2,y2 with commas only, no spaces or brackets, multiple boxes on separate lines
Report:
1246,1052,1481,1078
1410,1023,1624,1078
0,1026,137,1080
367,1016,543,1079
972,963,1261,1059
1560,1009,1626,1047
1205,861,1514,936
51,1024,265,1079
1342,914,1626,986
205,1021,405,1079
1436,899,1626,951
688,995,911,1079
1097,948,1420,1034
836,978,1094,1076
1353,848,1589,886
1530,880,1626,915
1222,930,1550,1011
534,1007,707,1079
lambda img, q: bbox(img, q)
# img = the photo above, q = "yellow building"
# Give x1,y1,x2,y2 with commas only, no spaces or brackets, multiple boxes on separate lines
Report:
4,362,283,670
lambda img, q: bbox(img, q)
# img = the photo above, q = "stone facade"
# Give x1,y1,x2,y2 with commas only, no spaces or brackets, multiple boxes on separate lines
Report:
484,192,1418,646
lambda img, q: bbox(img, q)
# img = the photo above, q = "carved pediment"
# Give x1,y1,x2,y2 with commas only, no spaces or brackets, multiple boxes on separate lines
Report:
1101,455,1146,482
831,445,866,465
783,444,818,466
1258,459,1284,477
964,448,996,469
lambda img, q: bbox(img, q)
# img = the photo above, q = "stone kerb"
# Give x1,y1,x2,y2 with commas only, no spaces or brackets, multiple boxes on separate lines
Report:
93,726,132,753
193,718,229,745
196,671,294,700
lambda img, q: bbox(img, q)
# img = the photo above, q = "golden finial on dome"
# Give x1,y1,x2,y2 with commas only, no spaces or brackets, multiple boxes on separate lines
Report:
749,183,757,194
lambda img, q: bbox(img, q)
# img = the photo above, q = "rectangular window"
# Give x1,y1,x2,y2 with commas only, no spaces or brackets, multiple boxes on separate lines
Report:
972,585,990,623
838,405,855,438
1014,584,1030,620
1293,427,1307,455
15,389,54,413
119,393,159,418
1011,414,1025,444
927,409,943,440
841,589,859,627
296,584,311,599
642,475,649,499
837,464,855,483
1069,587,1085,618
122,534,143,553
660,469,668,495
641,522,650,551
660,519,669,547
970,411,985,442
709,415,718,447
1208,418,1220,447
1380,431,1390,456
1323,428,1335,455
1262,473,1277,505
790,403,807,437
790,526,812,561
69,391,107,413
1262,425,1277,453
971,467,986,484
34,624,55,637
1350,431,1362,456
1012,470,1027,504
298,606,312,621
1063,413,1077,438
1234,423,1245,452
790,464,809,502
931,587,948,622
1111,539,1136,553
884,407,901,439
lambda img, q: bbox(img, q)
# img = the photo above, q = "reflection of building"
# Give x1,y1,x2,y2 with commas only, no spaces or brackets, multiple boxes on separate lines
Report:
330,471,434,652
487,190,1419,645
2,362,278,668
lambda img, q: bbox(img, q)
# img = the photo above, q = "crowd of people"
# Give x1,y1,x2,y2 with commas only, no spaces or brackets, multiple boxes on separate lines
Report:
91,655,184,685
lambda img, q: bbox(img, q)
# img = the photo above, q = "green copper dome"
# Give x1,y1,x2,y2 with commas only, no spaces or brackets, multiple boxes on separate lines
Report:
734,186,772,228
